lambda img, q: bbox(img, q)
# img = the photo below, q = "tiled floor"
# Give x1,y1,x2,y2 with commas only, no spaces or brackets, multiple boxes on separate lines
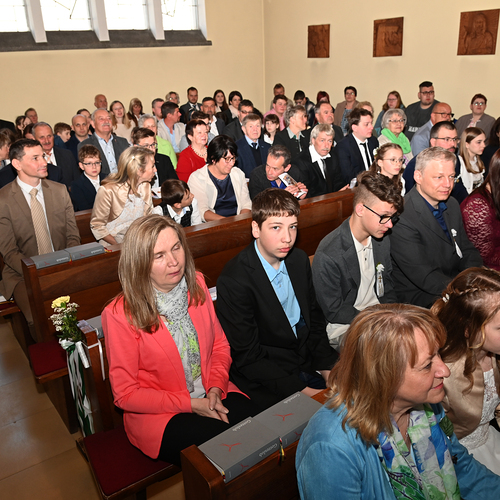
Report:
0,317,185,499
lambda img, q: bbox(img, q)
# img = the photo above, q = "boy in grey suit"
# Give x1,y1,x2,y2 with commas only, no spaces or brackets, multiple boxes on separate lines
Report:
312,171,403,350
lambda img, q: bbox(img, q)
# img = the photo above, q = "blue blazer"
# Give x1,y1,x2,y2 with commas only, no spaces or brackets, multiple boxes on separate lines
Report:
336,134,379,184
235,137,270,178
70,172,106,212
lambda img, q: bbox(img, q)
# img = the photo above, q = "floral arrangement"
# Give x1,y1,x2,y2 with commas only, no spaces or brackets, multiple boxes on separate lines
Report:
50,296,83,345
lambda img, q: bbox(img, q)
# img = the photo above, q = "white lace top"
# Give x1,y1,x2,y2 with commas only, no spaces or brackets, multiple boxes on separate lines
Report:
460,369,500,450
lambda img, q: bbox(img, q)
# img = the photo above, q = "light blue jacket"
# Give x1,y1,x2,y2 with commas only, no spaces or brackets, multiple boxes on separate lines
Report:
296,403,500,499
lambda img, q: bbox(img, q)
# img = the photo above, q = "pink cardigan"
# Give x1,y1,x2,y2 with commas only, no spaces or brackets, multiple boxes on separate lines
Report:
103,274,243,459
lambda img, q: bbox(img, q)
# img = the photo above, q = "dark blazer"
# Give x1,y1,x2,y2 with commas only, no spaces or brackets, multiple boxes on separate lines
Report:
0,179,80,299
336,133,379,184
216,244,338,410
77,134,129,177
312,217,397,325
214,117,225,135
70,172,106,212
390,187,483,308
235,137,270,178
272,128,311,162
0,119,15,133
403,154,469,204
179,102,200,124
0,163,63,190
248,164,302,200
66,134,89,163
223,119,244,142
293,146,345,198
54,146,79,187
154,152,178,186
332,124,344,143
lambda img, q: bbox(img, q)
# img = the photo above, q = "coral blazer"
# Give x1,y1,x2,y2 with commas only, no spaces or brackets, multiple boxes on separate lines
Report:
103,274,243,459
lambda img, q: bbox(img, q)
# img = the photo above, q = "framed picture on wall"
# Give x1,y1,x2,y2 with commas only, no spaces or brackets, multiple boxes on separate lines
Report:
308,25,330,58
457,9,499,55
373,17,403,57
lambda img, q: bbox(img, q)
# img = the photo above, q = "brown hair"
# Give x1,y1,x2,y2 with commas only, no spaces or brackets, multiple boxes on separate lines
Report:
54,122,71,134
117,215,205,333
353,170,404,214
252,188,300,228
382,91,404,112
101,146,154,194
369,143,404,195
131,127,155,145
328,303,447,443
161,179,189,206
110,100,133,129
431,267,500,393
78,144,101,163
459,127,486,174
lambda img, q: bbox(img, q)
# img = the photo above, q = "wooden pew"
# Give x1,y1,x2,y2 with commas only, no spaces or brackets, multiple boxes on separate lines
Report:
180,390,330,500
21,190,354,432
75,209,95,245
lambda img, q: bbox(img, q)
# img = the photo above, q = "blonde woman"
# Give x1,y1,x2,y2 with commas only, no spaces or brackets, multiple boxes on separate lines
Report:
110,100,134,144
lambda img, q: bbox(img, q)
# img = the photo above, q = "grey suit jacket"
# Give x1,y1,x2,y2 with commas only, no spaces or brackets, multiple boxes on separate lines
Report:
390,187,483,307
77,133,129,177
312,217,397,325
0,179,81,299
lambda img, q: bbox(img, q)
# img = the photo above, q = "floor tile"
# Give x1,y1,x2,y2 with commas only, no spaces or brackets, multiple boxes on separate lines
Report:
148,472,185,500
0,319,18,355
0,375,52,428
0,406,76,481
0,347,32,388
0,447,100,500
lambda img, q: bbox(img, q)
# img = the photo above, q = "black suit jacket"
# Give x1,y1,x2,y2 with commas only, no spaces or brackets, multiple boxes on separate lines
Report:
54,146,79,187
336,134,379,184
66,134,89,163
154,152,178,186
0,163,63,190
293,147,345,198
248,164,303,200
390,187,483,307
224,119,244,142
235,137,270,178
77,134,129,177
0,119,15,133
332,124,344,143
272,128,311,162
70,172,106,212
216,244,338,410
214,118,225,135
179,102,200,124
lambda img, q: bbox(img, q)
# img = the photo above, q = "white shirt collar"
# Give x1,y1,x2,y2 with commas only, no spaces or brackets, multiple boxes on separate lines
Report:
309,144,331,163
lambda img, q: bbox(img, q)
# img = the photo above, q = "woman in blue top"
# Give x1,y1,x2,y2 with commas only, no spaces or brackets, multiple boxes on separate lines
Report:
296,303,500,499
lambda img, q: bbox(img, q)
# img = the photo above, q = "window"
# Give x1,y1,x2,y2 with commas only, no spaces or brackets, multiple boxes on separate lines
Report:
103,0,148,30
162,0,198,31
0,0,29,32
40,0,92,31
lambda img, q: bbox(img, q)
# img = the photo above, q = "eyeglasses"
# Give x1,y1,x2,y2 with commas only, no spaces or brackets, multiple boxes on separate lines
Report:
388,119,405,124
433,112,455,119
435,137,460,144
382,157,405,165
223,156,236,164
345,92,356,96
473,102,486,106
363,205,399,225
82,161,102,167
137,142,157,150
420,91,435,96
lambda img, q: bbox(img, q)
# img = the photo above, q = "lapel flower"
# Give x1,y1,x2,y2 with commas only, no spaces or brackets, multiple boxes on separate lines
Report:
376,263,385,273
451,229,457,238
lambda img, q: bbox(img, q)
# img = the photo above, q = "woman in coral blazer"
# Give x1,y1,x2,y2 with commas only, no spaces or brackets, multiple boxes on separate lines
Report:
103,215,255,465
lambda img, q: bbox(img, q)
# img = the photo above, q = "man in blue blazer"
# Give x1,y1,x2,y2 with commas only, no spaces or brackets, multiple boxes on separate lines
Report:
336,108,379,184
235,114,270,178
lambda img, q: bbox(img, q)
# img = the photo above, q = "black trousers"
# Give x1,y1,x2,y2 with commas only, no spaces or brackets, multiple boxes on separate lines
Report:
158,393,258,466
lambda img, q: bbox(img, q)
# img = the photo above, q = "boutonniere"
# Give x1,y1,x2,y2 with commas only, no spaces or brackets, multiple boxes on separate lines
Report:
376,263,384,297
373,147,379,157
450,229,463,258
451,229,457,238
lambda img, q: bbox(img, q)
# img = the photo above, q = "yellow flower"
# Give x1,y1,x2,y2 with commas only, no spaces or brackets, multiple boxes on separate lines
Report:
52,296,70,309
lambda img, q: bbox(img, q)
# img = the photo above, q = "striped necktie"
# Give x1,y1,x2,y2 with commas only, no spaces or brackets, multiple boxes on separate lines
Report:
30,188,53,255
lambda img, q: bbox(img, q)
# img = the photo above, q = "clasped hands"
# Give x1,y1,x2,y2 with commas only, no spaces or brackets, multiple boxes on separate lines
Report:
191,387,229,423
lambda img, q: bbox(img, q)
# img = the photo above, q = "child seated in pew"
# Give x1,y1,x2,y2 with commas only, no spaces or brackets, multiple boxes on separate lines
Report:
53,122,71,148
70,145,105,212
160,178,202,227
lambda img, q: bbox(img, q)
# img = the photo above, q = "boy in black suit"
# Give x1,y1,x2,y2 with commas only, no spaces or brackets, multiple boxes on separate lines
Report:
70,145,104,211
216,189,337,411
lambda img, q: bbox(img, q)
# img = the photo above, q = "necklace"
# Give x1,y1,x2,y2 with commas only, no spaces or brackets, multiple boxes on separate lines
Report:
191,146,207,158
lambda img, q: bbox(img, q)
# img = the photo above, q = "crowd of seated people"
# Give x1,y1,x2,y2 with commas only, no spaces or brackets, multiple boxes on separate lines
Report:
3,81,500,498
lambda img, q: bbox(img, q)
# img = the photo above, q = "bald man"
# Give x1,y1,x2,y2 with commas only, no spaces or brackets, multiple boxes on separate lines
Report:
94,94,108,110
410,102,453,156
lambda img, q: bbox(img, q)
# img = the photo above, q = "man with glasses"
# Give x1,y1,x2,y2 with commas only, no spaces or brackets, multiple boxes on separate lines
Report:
404,121,468,203
455,93,495,138
391,147,482,308
404,81,439,141
312,171,402,350
411,102,453,156
224,99,254,142
132,128,178,196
